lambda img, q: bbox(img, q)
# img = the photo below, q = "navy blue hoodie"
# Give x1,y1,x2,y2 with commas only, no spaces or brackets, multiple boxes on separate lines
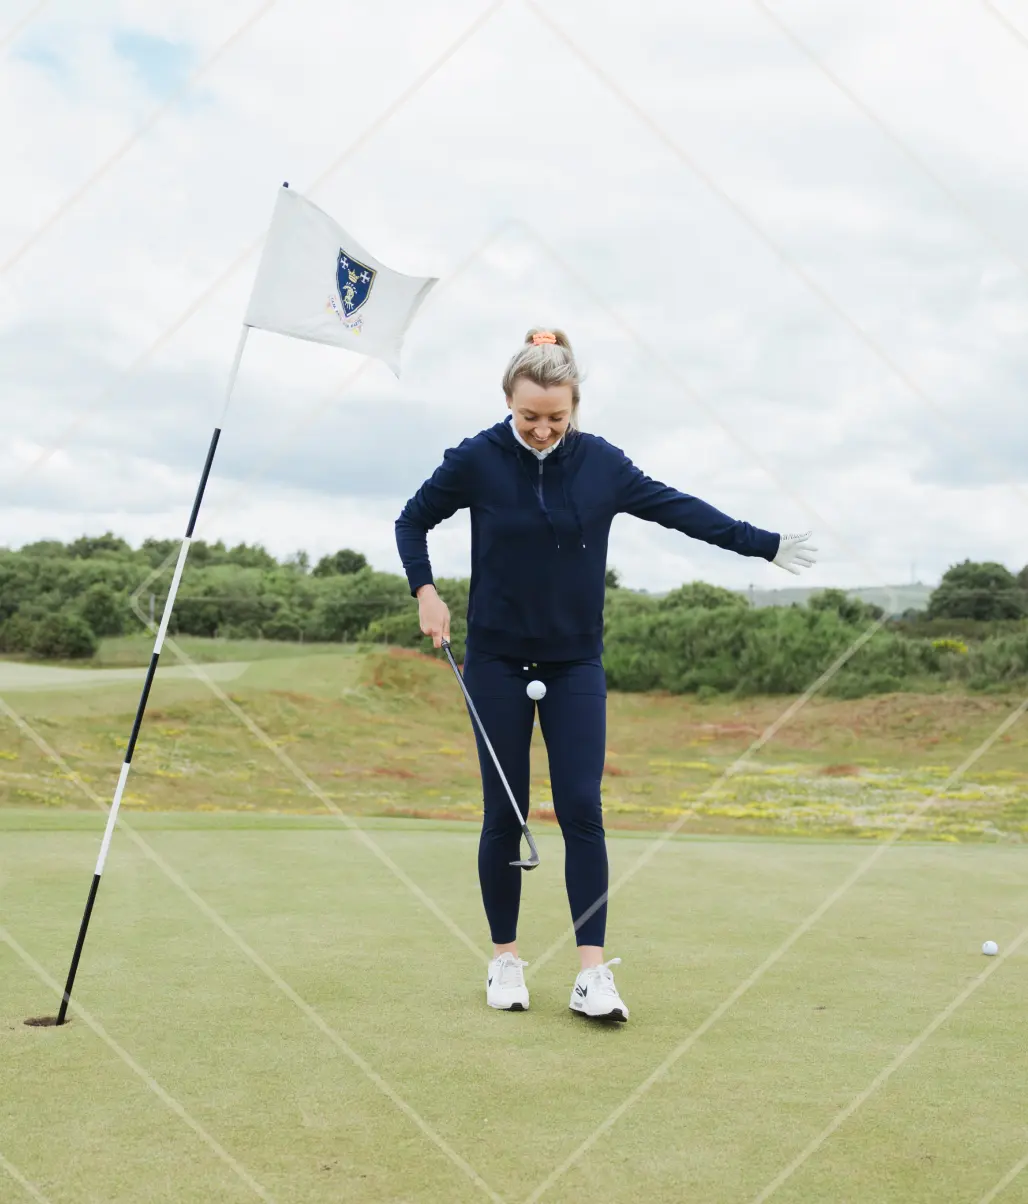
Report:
395,417,780,661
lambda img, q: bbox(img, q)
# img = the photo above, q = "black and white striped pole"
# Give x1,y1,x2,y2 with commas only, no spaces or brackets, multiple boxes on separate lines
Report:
54,325,251,1026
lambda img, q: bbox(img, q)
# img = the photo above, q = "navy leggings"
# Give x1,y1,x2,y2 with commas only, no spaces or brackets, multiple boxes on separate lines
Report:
462,646,608,948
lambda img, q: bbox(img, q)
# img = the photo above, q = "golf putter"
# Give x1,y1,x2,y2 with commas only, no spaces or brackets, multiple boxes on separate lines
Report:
441,640,540,870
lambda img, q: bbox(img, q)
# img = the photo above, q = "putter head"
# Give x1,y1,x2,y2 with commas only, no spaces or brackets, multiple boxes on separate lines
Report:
510,827,540,871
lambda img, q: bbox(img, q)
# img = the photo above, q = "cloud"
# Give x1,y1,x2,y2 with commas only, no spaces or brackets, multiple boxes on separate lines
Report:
2,0,1028,593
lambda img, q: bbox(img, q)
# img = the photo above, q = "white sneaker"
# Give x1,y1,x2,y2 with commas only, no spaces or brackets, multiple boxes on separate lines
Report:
569,958,629,1021
486,952,529,1011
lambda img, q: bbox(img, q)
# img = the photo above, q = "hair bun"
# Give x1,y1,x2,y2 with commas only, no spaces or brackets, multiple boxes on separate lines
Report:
525,327,572,351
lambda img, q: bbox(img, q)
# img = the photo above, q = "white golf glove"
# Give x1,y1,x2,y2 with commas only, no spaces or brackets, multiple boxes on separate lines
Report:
773,531,817,575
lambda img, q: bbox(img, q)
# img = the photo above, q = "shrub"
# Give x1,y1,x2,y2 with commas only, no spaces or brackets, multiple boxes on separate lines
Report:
78,582,127,637
30,614,97,659
312,549,369,577
0,614,38,653
966,632,1028,688
927,561,1027,621
307,570,411,642
261,611,305,642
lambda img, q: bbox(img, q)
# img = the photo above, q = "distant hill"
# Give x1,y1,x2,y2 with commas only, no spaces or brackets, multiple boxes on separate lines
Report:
736,583,935,616
629,582,936,615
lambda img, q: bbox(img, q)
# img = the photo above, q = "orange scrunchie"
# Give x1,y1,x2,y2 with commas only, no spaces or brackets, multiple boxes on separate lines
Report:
532,331,557,345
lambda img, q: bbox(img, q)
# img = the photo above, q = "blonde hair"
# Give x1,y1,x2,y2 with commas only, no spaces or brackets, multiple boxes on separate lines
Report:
502,327,582,430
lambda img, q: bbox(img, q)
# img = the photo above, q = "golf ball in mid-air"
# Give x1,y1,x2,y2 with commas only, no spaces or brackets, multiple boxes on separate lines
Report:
526,680,546,701
982,940,998,956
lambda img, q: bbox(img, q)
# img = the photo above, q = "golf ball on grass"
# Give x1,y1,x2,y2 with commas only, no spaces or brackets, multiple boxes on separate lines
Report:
526,680,546,701
982,940,998,956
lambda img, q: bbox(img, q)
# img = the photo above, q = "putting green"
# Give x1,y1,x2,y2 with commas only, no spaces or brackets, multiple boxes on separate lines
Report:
3,815,1027,1202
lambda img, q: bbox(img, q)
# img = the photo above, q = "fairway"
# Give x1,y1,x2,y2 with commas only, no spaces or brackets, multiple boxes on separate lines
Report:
3,813,1028,1203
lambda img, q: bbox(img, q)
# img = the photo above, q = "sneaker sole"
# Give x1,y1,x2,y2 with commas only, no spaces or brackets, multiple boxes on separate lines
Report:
569,1003,628,1022
488,1001,528,1011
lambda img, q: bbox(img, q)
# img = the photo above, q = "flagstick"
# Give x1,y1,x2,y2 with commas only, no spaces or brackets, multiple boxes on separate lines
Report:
55,325,251,1025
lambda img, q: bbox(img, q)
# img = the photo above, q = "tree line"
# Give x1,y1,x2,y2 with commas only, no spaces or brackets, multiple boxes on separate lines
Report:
1,534,1026,696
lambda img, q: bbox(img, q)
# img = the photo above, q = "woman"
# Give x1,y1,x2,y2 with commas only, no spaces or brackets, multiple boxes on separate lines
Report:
395,328,816,1022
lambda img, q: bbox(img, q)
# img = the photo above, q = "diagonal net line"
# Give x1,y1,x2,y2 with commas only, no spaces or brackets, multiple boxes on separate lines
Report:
0,1151,51,1204
754,0,1028,278
0,0,49,53
2,0,282,274
518,216,900,977
982,0,1028,51
523,0,1028,508
0,696,503,1203
10,0,504,489
0,924,274,1202
750,787,1028,1203
978,1147,1028,1203
525,695,1028,1203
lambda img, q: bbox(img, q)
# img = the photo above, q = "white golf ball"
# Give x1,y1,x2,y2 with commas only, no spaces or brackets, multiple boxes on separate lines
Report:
526,679,546,701
982,940,998,956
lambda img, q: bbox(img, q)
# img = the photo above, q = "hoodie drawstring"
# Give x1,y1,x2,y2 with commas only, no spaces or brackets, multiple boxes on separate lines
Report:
560,470,587,551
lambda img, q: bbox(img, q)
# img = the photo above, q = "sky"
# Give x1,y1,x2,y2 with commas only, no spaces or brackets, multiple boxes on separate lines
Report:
1,0,1026,593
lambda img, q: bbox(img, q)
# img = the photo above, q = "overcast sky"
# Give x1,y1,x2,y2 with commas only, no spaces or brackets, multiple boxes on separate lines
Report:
2,0,1026,592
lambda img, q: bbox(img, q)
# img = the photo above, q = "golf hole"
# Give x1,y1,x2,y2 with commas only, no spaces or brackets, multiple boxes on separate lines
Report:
24,1016,63,1027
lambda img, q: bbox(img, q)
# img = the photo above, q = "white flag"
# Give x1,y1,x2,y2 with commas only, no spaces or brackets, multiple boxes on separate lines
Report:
244,185,437,376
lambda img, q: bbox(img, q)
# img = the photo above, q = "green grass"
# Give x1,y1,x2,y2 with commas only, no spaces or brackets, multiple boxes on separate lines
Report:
88,633,354,668
3,815,1028,1203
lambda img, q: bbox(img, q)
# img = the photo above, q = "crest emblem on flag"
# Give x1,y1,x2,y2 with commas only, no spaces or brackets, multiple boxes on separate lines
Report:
335,250,376,317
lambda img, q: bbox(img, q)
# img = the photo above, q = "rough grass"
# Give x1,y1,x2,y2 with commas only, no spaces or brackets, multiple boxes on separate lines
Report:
1,644,1026,841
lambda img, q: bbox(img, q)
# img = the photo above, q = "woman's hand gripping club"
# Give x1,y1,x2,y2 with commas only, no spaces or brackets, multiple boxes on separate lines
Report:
417,584,451,648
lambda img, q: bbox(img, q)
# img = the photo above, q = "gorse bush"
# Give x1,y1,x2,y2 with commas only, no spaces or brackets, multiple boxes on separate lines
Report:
605,597,890,696
964,632,1028,689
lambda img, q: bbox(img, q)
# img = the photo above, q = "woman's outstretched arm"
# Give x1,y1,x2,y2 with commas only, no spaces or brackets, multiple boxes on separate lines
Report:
615,451,780,561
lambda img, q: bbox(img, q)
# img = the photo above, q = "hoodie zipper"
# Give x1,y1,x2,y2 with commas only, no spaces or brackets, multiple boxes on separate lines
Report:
537,457,561,549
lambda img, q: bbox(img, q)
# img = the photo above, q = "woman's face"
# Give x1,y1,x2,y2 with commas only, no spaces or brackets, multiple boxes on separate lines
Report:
507,379,574,451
